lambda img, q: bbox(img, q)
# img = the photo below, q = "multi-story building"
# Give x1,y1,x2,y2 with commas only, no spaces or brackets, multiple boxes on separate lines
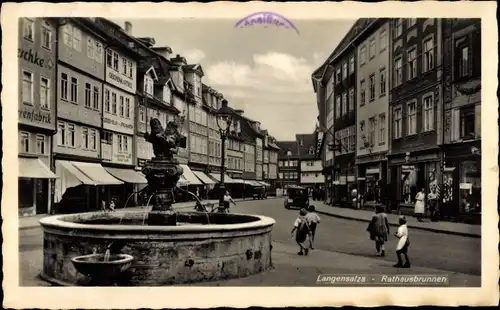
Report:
387,18,443,211
356,19,391,205
276,141,300,189
296,133,325,188
53,18,125,213
441,19,481,215
18,17,58,216
266,136,281,187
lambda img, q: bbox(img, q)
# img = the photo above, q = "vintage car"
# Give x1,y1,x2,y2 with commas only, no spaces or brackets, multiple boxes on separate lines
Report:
284,185,309,209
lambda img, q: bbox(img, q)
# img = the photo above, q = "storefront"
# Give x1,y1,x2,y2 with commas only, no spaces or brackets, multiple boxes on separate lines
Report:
357,163,386,205
387,150,441,211
332,154,356,205
18,156,58,216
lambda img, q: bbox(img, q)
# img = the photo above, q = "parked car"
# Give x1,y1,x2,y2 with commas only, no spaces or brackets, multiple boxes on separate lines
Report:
284,185,309,209
252,186,267,200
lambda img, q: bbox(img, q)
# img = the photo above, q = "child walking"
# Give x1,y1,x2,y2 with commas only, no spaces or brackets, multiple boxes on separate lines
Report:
305,205,320,250
291,208,310,256
394,216,411,268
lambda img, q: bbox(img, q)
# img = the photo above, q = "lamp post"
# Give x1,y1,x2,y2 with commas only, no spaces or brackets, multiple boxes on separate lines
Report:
216,99,233,208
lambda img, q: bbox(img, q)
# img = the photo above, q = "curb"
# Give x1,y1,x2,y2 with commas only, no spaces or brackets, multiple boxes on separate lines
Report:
316,209,481,238
19,197,281,230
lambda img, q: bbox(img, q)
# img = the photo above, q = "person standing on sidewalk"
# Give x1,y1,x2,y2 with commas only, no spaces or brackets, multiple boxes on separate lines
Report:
291,208,310,256
428,185,439,221
414,188,426,222
305,205,320,249
394,216,411,268
367,205,390,257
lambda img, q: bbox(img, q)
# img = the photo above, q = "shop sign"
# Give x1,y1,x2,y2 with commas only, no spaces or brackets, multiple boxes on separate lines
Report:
103,116,134,134
107,70,135,93
137,158,148,167
18,106,53,127
114,152,132,164
18,48,54,70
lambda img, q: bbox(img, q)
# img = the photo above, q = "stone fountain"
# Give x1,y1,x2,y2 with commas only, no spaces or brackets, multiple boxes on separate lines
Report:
39,118,275,286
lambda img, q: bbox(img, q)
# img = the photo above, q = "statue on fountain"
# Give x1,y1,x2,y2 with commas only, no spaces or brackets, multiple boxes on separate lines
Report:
142,117,187,226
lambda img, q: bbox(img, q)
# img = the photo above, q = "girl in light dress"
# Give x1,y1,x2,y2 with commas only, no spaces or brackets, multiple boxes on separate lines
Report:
414,188,425,222
394,216,411,268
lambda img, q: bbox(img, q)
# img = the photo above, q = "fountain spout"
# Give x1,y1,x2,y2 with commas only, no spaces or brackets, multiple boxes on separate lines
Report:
103,249,111,262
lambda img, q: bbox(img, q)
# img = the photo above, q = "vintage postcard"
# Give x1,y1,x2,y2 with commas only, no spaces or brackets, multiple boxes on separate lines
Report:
2,1,498,308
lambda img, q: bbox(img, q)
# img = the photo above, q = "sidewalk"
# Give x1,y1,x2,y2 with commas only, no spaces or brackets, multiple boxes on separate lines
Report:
313,202,481,238
18,196,280,230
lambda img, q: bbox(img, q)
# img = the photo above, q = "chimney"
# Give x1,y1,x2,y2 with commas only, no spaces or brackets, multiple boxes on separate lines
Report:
152,46,173,60
124,21,132,35
171,54,187,66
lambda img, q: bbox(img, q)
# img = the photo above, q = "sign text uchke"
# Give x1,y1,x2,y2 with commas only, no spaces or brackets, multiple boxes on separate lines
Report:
18,48,53,69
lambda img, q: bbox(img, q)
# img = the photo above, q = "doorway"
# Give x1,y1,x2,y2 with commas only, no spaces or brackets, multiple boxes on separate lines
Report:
35,179,48,214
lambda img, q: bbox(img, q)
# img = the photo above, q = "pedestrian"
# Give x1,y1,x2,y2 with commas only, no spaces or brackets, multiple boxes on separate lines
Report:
414,188,425,222
305,205,320,249
367,205,390,257
428,186,439,222
290,208,310,256
109,198,116,212
393,216,411,268
222,190,236,212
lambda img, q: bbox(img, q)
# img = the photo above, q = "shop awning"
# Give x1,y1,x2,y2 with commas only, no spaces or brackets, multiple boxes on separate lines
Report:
19,157,58,179
243,180,263,187
192,171,216,185
209,173,235,183
71,162,123,185
180,164,203,185
231,178,246,184
105,167,147,184
257,181,271,187
366,168,380,175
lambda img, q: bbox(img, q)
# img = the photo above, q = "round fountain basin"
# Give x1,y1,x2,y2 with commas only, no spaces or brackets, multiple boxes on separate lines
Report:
71,253,133,282
40,205,275,286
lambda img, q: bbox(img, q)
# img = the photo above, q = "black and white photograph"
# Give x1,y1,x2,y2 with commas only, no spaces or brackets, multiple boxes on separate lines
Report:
2,1,498,308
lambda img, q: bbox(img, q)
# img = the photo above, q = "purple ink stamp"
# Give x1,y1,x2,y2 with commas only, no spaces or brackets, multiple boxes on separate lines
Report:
234,11,299,34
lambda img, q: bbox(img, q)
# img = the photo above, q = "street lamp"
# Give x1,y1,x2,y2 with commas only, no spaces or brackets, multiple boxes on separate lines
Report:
216,99,233,208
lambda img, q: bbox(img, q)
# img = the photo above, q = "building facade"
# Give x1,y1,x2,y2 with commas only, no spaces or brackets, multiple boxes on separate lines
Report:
276,141,300,189
263,134,280,187
387,18,443,211
296,134,325,187
18,17,58,216
356,20,391,205
441,18,481,216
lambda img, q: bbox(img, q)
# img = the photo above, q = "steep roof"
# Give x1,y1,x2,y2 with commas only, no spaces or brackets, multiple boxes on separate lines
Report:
296,133,316,160
275,141,300,159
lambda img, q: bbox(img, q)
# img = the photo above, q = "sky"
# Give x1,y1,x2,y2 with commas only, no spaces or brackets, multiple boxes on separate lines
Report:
113,18,355,140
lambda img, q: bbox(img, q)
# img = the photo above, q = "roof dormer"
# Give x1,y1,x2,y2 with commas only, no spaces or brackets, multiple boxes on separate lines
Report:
143,66,158,97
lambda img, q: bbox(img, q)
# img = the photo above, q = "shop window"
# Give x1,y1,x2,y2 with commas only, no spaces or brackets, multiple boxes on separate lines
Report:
459,161,481,213
401,165,417,204
19,179,34,208
460,106,475,139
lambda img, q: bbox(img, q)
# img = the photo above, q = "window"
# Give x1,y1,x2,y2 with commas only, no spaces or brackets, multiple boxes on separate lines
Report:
393,107,402,139
22,70,33,104
95,42,103,63
342,92,347,116
407,101,417,135
36,135,45,154
368,117,376,146
63,24,72,47
408,47,417,79
348,88,355,112
335,68,341,84
349,126,356,152
93,86,99,110
128,61,133,78
394,57,403,86
122,57,127,75
458,46,470,78
423,95,434,131
460,106,475,139
369,74,375,101
84,83,92,108
60,72,68,101
57,121,66,145
23,19,34,41
106,49,113,67
139,106,145,123
349,56,355,74
394,19,403,38
360,80,366,106
67,124,75,147
113,52,119,71
379,68,386,97
82,127,89,149
408,18,417,28
360,45,366,64
87,37,94,59
38,77,50,109
70,77,78,104
423,37,434,72
90,129,97,150
41,26,52,49
119,96,124,117
379,114,386,144
111,92,117,114
72,27,82,51
379,29,387,51
125,98,131,118
144,76,154,95
20,132,30,153
118,135,123,153
104,89,110,112
335,95,341,118
342,63,348,80
369,38,376,59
